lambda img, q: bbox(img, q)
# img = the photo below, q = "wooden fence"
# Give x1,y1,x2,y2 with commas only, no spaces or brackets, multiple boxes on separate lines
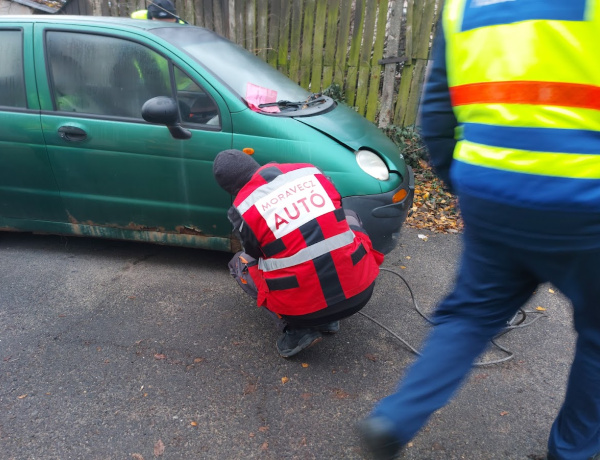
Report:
64,0,441,128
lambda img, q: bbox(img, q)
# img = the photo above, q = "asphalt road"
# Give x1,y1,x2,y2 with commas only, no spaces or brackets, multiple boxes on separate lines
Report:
0,227,575,460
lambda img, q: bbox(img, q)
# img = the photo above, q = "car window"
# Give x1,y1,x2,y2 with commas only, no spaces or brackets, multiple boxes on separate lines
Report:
151,27,333,116
173,66,220,126
0,30,27,108
46,31,172,119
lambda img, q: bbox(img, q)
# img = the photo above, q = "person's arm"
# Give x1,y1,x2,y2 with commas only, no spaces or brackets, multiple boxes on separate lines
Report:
419,21,458,193
227,206,263,260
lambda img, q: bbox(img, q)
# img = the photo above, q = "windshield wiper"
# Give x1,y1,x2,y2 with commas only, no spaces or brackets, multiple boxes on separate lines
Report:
258,93,326,111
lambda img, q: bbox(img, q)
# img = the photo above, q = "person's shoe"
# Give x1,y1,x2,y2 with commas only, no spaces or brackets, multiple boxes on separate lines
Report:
357,416,403,460
276,327,322,358
316,320,340,334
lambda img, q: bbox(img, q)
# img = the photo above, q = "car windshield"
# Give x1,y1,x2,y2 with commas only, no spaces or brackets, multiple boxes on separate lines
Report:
151,27,330,114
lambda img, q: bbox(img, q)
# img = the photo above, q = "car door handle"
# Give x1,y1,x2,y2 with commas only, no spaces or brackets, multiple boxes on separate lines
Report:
58,125,87,142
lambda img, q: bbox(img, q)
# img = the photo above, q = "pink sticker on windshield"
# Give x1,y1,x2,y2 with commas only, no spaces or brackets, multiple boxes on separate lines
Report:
246,83,280,113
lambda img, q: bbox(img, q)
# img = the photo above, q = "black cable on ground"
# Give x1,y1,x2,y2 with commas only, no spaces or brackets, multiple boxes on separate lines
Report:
359,267,548,366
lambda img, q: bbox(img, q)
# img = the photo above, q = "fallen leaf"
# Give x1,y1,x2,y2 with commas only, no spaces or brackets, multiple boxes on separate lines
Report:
407,442,414,448
154,439,165,456
281,376,289,384
243,383,257,395
17,394,27,399
400,265,407,269
301,363,309,368
249,432,255,438
365,353,378,362
406,256,411,260
333,388,350,399
193,357,204,363
536,306,546,311
190,421,198,427
500,411,509,416
261,442,269,451
548,289,555,294
418,234,428,241
154,354,166,360
258,426,269,432
131,454,145,460
128,296,136,300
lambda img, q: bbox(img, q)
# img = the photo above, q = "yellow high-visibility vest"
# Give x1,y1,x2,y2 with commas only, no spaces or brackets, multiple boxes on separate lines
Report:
442,0,600,208
131,9,149,20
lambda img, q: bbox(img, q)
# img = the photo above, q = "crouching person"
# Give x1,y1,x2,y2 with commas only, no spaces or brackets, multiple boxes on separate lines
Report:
213,149,384,358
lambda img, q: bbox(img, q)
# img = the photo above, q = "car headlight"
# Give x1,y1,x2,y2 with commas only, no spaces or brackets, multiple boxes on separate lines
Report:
355,150,389,181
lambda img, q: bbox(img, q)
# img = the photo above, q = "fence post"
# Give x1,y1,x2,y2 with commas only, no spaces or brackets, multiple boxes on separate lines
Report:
365,0,388,122
299,0,315,89
378,0,403,127
321,0,339,90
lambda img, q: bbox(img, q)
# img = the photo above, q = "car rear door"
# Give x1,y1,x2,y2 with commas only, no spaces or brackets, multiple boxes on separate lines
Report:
34,22,234,250
0,22,65,227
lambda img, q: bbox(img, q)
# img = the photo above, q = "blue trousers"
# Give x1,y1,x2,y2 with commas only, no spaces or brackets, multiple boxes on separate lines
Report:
372,228,600,460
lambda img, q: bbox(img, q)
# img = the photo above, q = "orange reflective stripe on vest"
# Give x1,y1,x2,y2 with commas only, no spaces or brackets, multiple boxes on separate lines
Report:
450,81,600,111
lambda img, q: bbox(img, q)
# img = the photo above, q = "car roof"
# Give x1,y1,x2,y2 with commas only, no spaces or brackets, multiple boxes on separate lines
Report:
0,15,185,31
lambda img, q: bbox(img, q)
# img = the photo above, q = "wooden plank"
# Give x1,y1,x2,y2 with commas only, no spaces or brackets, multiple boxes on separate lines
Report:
415,0,438,59
378,0,403,127
310,0,327,92
404,0,414,65
403,58,426,125
288,0,302,83
345,0,364,108
228,0,236,40
235,0,245,46
393,63,412,125
267,0,281,67
321,0,339,90
193,0,204,27
181,0,194,24
299,0,315,89
355,0,376,116
411,0,425,59
277,0,291,74
332,0,351,88
213,0,225,35
245,0,256,52
256,0,268,60
365,0,388,122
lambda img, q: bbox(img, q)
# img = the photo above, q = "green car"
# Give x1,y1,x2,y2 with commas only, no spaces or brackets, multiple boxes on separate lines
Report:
0,15,413,254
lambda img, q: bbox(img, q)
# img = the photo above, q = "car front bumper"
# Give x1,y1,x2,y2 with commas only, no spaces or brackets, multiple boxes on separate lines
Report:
342,166,415,255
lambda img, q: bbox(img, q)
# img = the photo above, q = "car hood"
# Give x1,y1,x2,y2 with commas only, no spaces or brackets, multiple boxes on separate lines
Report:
293,103,400,162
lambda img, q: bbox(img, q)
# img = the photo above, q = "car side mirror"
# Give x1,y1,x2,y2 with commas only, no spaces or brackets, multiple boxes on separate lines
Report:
141,96,192,140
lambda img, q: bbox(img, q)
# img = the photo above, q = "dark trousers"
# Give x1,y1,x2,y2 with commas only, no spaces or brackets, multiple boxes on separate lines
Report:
228,252,374,331
371,227,600,460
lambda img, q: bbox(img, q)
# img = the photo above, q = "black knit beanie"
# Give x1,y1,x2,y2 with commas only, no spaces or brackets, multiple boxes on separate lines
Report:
213,149,261,196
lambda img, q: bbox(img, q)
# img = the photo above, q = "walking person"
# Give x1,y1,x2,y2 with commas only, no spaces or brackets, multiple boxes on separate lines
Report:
359,1,600,459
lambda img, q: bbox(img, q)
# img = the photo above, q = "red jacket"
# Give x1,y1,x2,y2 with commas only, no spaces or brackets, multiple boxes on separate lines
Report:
230,163,383,316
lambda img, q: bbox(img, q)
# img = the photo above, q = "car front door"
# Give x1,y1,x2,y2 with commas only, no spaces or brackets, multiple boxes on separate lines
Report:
34,24,234,250
0,23,65,227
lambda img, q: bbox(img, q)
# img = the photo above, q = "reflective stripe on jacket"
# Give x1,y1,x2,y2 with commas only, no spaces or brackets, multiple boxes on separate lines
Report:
232,163,383,316
443,0,600,212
